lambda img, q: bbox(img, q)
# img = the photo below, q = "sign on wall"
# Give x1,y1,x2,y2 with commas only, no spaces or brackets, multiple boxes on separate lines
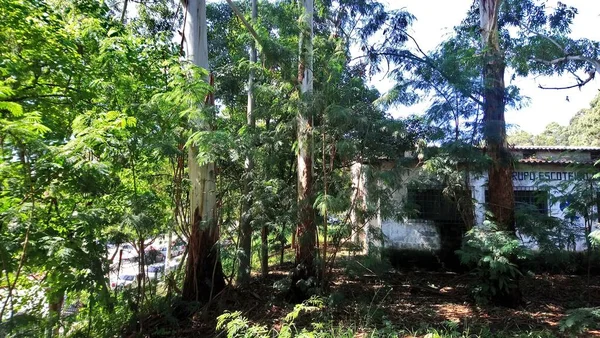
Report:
512,171,592,182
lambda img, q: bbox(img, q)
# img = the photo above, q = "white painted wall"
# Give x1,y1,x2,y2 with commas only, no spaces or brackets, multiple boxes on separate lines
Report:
382,219,440,251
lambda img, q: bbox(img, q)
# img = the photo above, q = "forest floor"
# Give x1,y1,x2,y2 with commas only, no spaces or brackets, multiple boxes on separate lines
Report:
137,258,600,337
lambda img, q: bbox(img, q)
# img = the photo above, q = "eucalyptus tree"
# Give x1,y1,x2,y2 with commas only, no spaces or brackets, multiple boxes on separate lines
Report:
467,0,589,306
475,0,597,236
204,0,425,291
478,0,517,239
236,0,258,287
294,0,317,286
201,0,300,286
180,0,226,302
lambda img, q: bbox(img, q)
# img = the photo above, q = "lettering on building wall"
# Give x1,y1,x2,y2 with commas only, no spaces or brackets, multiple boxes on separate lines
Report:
512,171,591,182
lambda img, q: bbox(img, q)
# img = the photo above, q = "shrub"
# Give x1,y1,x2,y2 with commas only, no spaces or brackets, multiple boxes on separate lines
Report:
456,221,529,305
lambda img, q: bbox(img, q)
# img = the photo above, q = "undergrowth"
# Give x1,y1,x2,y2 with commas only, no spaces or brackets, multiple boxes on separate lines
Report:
214,296,558,338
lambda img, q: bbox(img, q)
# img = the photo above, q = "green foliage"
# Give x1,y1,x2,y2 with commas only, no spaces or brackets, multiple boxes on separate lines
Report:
0,0,188,334
457,221,529,304
591,229,600,247
559,307,600,334
217,311,269,338
515,204,578,252
216,296,324,338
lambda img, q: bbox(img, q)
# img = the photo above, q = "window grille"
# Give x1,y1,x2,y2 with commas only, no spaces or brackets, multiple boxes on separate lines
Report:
484,188,549,215
407,188,463,222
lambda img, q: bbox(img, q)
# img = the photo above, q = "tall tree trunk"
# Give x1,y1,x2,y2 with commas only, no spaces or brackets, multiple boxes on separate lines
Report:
181,0,225,303
480,0,521,307
261,119,272,277
236,0,258,287
290,0,316,301
480,0,515,232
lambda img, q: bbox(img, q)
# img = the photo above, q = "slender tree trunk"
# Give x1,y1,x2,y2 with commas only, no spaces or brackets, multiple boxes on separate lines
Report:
260,225,268,276
290,0,316,301
120,0,128,24
181,0,225,302
321,131,328,282
165,230,172,273
137,238,145,311
480,0,521,307
46,288,64,338
236,0,258,287
261,119,271,277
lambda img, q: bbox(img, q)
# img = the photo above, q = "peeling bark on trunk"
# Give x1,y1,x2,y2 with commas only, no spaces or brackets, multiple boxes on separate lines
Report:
290,0,316,301
236,0,258,287
480,0,521,308
480,0,516,232
181,0,225,303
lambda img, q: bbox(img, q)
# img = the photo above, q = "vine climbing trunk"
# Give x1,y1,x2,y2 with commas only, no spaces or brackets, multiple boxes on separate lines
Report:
290,0,316,301
236,0,258,287
181,0,225,302
480,0,521,307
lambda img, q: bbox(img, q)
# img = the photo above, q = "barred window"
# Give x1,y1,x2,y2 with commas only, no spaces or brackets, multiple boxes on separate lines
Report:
407,189,462,222
485,188,548,215
514,189,549,215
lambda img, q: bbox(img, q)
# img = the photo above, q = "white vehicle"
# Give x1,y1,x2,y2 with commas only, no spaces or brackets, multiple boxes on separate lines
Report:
111,274,136,289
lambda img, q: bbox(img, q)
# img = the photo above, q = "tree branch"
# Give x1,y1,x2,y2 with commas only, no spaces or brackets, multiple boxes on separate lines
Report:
533,55,600,72
224,0,262,48
5,94,71,102
532,55,599,90
538,70,595,90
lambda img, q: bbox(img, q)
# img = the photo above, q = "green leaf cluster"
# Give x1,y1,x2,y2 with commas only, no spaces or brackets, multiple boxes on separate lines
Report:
457,221,530,304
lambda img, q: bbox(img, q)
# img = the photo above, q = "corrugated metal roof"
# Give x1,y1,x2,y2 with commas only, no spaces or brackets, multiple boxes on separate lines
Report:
513,146,600,151
518,158,597,165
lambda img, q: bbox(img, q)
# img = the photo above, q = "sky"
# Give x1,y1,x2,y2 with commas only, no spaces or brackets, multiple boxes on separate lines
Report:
376,0,600,135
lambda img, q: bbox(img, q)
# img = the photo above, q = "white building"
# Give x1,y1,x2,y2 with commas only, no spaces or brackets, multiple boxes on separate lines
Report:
355,146,600,255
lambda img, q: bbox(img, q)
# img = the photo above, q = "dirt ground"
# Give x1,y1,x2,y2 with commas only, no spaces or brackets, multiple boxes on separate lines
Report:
138,261,600,337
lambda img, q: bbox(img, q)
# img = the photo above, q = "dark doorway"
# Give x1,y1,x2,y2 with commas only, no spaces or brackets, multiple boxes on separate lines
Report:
407,188,469,270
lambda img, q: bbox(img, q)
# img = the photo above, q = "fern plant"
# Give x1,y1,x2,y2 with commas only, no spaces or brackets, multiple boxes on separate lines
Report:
216,296,325,338
559,307,600,334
